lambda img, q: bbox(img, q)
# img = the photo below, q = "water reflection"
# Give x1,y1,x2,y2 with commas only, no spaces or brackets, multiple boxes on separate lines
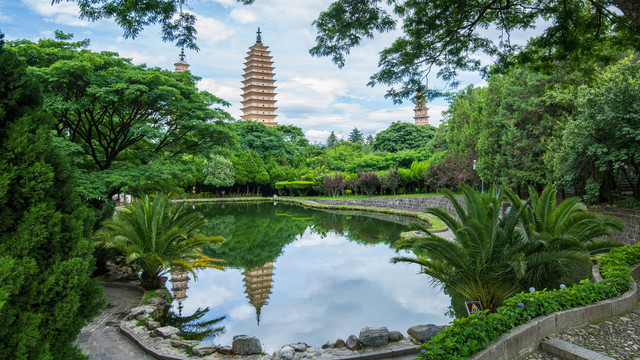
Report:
243,262,275,325
169,202,452,352
164,302,226,341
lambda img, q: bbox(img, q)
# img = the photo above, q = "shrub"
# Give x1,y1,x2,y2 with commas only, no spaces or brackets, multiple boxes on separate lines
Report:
275,181,314,196
323,174,346,197
418,242,639,360
358,171,379,196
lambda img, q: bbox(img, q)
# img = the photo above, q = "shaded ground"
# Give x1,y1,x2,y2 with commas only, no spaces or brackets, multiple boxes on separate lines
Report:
75,285,155,360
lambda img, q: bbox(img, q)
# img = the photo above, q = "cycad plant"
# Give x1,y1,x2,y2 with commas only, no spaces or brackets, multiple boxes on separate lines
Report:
393,184,622,312
93,194,223,289
506,185,624,289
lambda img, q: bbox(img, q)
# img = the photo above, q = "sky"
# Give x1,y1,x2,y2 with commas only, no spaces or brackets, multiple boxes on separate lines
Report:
0,0,492,143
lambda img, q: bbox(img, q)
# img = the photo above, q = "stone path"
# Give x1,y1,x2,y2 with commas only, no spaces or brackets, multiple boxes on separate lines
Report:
522,282,640,360
75,285,155,360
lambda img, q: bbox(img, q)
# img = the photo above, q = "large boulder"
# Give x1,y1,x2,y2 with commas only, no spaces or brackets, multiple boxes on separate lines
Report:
345,335,360,350
408,324,442,342
280,345,295,360
389,331,404,341
359,326,389,347
150,326,180,339
334,338,346,348
232,335,262,355
289,343,308,352
192,342,217,357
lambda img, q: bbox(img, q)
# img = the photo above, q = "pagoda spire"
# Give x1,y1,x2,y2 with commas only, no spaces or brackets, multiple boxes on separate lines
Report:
240,29,278,126
174,47,190,73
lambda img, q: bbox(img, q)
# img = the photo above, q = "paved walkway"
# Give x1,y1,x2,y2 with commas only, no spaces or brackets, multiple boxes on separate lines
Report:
522,281,640,360
75,285,155,360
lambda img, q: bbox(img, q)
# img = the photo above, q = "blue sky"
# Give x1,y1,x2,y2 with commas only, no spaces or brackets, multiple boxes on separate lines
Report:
0,0,493,143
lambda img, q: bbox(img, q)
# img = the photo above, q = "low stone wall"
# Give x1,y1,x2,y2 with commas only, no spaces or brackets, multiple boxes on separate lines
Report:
600,207,640,246
310,196,463,217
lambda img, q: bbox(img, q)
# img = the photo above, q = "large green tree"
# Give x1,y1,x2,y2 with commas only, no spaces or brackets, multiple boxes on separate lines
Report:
557,54,640,201
373,121,435,152
0,34,103,359
9,33,235,200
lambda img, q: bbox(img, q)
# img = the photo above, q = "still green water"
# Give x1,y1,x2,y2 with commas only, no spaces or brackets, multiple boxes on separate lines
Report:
167,202,453,353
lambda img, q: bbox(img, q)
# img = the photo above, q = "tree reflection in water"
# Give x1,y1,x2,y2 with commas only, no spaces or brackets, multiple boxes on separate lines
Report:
163,302,226,341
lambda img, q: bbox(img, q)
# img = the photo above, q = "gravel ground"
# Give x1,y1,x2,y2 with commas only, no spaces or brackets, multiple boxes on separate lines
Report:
521,282,640,360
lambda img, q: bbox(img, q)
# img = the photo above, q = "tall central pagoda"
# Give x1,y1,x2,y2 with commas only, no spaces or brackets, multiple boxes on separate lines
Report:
241,28,278,126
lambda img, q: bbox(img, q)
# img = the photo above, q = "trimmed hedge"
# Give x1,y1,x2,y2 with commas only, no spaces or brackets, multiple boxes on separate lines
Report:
419,242,640,360
275,181,314,196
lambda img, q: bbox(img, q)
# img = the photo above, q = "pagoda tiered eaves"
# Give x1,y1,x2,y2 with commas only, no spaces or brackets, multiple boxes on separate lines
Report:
240,29,278,127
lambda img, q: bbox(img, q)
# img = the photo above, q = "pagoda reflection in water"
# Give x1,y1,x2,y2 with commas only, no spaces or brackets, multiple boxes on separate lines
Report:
242,262,275,325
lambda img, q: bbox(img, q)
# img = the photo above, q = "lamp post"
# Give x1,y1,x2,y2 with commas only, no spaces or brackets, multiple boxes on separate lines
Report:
473,160,484,193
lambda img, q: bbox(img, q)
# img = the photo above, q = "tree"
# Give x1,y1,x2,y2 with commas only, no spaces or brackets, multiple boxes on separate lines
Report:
373,121,435,152
203,154,235,188
392,185,602,312
365,134,375,146
326,131,339,147
9,34,235,200
309,0,640,101
348,127,364,143
0,34,103,359
358,171,379,196
235,121,290,158
230,150,269,194
93,194,224,289
558,54,640,201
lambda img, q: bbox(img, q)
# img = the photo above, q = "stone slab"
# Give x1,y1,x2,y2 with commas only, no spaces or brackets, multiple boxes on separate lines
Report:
505,322,539,359
556,307,585,332
542,339,615,360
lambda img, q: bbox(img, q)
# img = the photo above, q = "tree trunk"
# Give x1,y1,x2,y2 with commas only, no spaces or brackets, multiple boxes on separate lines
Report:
141,270,163,290
613,0,640,29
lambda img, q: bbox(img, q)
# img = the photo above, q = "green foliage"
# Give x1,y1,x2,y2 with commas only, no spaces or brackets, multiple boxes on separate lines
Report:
93,194,224,289
326,131,338,147
0,36,104,359
418,241,640,360
9,34,235,200
348,127,364,143
558,54,640,201
309,0,640,101
373,122,435,152
203,154,235,188
394,184,621,312
274,181,314,196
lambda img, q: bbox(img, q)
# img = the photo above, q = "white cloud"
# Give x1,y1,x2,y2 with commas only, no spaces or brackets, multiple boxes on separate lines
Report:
191,11,235,44
304,129,333,144
23,0,90,26
110,48,167,66
230,8,257,24
0,12,12,22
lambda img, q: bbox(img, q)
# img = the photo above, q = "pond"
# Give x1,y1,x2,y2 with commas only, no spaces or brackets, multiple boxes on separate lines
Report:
166,202,453,353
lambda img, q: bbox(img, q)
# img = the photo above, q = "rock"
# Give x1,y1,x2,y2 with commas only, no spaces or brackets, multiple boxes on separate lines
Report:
389,331,403,341
146,297,167,307
218,346,233,355
290,343,309,352
232,334,262,355
171,340,198,349
127,305,155,320
334,339,345,348
150,326,180,339
280,346,295,360
359,326,389,347
145,320,161,330
193,342,217,356
345,335,360,350
321,343,330,349
408,324,442,342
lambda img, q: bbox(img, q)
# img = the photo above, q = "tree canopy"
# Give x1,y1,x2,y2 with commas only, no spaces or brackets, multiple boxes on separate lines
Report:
373,121,435,152
8,33,235,200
